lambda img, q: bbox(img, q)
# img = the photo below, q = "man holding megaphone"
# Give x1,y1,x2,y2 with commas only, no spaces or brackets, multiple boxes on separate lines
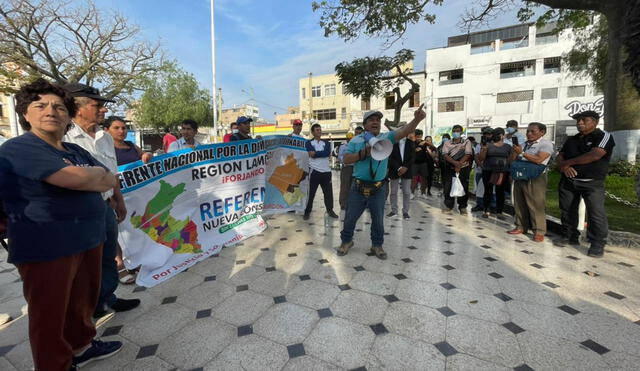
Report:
338,104,426,259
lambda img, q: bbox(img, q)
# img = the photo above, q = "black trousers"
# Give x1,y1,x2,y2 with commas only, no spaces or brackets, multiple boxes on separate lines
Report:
482,171,510,213
442,166,471,210
305,170,335,214
558,177,608,248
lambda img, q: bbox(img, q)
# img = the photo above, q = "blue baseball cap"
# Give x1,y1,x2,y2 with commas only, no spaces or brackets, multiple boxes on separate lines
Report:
236,116,253,124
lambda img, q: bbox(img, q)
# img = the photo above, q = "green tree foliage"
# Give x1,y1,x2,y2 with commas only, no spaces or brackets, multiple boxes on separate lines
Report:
312,0,443,45
133,62,212,130
0,0,164,103
335,49,418,126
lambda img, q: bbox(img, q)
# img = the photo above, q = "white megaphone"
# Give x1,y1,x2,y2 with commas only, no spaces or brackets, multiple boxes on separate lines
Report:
364,132,393,160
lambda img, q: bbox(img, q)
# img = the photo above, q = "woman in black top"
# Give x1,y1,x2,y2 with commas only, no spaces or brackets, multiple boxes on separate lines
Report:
478,127,512,218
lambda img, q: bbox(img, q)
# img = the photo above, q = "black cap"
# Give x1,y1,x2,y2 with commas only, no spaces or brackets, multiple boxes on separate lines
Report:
481,127,494,134
572,110,600,120
63,83,115,103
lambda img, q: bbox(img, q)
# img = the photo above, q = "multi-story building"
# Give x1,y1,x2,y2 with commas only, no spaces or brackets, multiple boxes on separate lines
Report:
274,106,301,127
425,22,603,145
298,73,358,139
219,103,260,128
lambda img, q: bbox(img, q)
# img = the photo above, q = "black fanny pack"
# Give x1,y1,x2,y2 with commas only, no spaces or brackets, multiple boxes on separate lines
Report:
354,178,386,197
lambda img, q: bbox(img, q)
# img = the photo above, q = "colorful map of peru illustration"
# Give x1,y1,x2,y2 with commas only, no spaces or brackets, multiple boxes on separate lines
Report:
130,180,202,254
268,153,306,206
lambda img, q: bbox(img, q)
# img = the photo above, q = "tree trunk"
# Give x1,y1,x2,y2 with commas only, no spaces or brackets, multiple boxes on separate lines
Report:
604,1,640,161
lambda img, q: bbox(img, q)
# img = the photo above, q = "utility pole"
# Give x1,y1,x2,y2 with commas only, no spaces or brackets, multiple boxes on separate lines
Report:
210,0,218,142
308,72,313,125
217,87,223,136
429,78,434,136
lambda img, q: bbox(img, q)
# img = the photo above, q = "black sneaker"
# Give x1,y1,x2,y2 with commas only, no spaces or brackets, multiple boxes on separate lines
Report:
110,298,140,313
303,213,310,221
327,210,339,218
470,206,482,212
587,246,604,257
92,306,110,319
403,213,410,219
387,212,397,217
73,339,122,368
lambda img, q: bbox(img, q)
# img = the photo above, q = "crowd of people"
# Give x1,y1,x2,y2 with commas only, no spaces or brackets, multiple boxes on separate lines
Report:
0,77,616,371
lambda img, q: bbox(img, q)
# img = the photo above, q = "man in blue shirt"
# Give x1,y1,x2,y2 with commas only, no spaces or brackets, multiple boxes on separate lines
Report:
304,123,339,220
338,105,425,259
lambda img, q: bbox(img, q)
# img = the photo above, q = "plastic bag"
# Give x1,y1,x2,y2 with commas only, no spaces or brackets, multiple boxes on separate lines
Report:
450,173,465,197
475,176,484,196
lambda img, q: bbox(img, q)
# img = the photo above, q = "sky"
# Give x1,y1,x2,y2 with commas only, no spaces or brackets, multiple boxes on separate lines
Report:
97,0,526,121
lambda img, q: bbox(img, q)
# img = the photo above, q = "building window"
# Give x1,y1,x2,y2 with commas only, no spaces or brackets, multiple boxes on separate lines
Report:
567,85,586,97
301,88,306,99
437,96,464,112
541,87,558,99
324,84,336,96
311,86,321,97
501,36,529,50
470,42,494,54
497,90,534,103
361,96,371,110
439,69,463,85
341,107,347,119
385,92,395,110
500,60,536,79
543,57,561,74
0,103,3,117
536,32,558,45
313,109,336,121
302,111,307,119
409,90,420,108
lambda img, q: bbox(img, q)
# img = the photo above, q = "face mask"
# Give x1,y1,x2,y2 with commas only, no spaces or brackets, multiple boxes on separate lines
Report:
452,132,461,139
232,129,238,134
442,138,450,143
506,127,516,134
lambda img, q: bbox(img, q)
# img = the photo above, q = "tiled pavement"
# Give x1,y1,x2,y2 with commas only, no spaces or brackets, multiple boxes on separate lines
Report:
1,179,640,370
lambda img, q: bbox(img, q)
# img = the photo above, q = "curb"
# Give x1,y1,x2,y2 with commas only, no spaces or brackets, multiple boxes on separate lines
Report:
433,182,640,248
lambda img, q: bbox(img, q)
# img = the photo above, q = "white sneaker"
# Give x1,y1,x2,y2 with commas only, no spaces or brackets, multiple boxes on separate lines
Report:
410,194,415,200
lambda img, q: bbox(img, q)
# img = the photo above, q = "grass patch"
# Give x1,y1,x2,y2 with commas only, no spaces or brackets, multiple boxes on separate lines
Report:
545,170,640,234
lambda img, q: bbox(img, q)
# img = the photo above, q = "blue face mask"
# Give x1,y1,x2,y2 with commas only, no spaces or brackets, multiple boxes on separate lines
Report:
452,132,461,139
506,127,516,134
442,138,450,143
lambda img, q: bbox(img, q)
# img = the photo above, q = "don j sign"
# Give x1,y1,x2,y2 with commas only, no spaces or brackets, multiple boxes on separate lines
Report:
116,136,309,287
564,97,604,119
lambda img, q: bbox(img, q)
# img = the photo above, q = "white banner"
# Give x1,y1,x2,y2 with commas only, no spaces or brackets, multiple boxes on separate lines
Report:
116,136,309,287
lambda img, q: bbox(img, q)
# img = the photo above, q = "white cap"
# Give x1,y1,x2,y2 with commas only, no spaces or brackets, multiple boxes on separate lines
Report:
362,110,383,124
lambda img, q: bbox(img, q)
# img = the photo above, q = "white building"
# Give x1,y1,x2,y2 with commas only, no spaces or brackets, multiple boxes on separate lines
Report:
424,23,603,146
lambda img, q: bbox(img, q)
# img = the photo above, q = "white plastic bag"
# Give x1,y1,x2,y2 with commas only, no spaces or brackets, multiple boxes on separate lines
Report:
450,173,465,197
475,176,484,197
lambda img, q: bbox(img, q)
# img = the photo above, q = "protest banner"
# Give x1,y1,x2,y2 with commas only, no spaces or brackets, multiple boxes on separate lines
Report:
117,136,308,287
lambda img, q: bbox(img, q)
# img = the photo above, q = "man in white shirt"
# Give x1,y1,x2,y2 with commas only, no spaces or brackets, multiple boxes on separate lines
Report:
304,123,338,220
63,83,141,318
504,120,526,147
168,119,201,152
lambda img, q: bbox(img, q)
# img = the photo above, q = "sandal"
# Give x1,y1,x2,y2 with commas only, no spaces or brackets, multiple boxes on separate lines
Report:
370,246,387,260
118,269,137,284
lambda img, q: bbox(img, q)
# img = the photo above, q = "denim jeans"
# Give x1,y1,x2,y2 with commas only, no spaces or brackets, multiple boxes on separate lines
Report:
340,181,387,247
96,203,118,311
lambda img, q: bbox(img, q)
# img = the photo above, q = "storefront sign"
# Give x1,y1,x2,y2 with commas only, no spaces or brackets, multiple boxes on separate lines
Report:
564,97,604,118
